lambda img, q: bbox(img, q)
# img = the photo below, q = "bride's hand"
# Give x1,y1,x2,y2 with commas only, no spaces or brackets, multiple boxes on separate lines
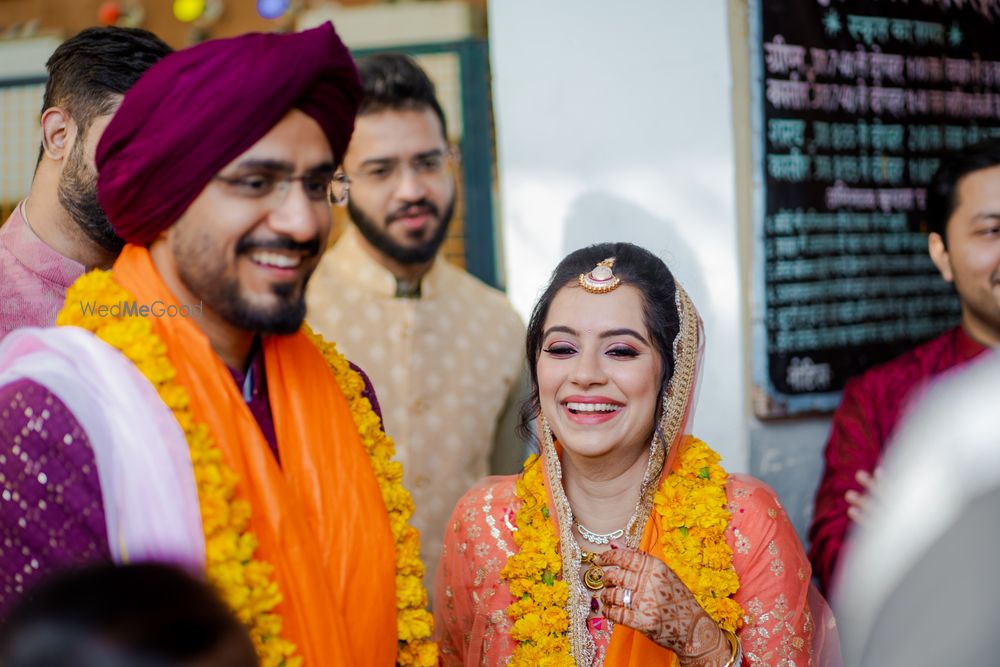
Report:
597,548,730,665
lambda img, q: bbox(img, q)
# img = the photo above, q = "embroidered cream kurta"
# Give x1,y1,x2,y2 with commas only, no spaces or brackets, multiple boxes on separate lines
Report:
306,226,527,586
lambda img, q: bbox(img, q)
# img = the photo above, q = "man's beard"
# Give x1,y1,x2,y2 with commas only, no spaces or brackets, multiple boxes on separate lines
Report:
57,141,124,254
348,195,454,265
173,233,322,336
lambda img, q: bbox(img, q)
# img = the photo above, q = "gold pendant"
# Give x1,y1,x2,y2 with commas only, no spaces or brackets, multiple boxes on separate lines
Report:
581,551,605,591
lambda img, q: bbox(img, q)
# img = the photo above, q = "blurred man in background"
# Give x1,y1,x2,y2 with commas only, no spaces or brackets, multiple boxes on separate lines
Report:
809,140,1000,594
0,27,171,341
307,54,527,587
0,563,258,667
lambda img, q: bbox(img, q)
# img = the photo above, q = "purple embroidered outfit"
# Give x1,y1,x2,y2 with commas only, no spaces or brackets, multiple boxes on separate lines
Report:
0,339,381,614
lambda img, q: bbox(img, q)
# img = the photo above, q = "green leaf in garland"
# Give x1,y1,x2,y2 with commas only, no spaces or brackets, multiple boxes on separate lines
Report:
542,570,555,586
698,467,710,479
679,526,689,538
541,505,550,519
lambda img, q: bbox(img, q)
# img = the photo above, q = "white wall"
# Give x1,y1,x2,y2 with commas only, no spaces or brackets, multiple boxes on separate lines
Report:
0,37,59,206
489,1,748,469
0,36,60,79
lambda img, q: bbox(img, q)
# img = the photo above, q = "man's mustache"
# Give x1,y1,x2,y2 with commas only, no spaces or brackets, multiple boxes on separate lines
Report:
386,200,439,224
236,236,322,257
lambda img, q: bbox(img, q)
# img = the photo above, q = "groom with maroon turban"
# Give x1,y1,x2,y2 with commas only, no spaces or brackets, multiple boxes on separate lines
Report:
0,23,436,667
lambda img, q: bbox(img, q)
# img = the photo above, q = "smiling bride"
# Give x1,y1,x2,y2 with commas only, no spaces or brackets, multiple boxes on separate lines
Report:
433,242,837,666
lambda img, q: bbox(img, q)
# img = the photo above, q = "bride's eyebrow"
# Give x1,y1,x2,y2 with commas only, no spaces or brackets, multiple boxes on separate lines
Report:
542,325,576,338
599,328,648,345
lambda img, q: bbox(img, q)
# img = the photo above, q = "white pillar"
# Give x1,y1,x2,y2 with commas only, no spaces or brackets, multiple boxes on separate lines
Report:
489,0,748,469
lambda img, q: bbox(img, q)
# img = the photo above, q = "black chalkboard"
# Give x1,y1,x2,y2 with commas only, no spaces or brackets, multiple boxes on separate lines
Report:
751,0,1000,416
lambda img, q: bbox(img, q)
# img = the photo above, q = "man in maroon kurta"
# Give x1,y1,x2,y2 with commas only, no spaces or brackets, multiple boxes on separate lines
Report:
809,141,1000,594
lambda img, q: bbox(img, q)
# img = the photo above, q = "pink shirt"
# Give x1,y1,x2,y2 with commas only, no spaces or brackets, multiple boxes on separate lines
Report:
0,202,85,341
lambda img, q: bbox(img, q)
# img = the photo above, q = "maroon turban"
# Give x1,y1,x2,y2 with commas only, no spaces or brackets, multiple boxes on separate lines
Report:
96,22,361,245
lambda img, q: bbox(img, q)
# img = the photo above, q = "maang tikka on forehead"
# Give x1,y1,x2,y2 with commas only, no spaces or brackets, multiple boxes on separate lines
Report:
578,257,621,294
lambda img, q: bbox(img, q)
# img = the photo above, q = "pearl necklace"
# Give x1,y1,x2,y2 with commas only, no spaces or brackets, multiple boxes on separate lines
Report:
575,521,624,545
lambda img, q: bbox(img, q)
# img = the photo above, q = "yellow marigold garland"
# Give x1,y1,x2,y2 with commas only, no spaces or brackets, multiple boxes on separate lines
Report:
499,455,574,667
57,270,438,667
57,270,298,667
501,438,743,663
306,328,437,667
653,437,744,633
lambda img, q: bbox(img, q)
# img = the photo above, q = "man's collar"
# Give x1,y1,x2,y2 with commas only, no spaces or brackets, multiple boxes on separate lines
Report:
227,335,265,402
957,323,994,359
2,201,85,287
330,225,443,299
395,276,422,298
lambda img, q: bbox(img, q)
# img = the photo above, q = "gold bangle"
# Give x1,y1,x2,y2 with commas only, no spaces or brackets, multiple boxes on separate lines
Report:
721,628,741,667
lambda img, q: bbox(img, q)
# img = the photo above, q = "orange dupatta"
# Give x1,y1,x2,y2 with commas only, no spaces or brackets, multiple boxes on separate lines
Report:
602,511,680,666
113,245,397,666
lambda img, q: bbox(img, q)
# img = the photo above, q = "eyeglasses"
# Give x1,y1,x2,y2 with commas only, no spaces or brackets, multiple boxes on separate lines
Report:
214,170,351,207
345,149,455,191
